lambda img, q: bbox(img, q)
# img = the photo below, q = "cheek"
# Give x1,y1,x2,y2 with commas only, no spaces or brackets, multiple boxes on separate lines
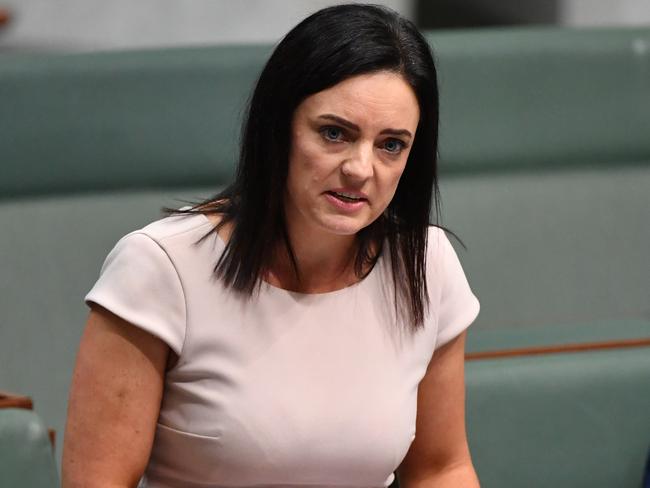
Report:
290,139,337,187
286,145,321,205
379,164,408,201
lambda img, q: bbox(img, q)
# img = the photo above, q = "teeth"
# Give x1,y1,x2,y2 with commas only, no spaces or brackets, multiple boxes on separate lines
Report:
333,191,362,200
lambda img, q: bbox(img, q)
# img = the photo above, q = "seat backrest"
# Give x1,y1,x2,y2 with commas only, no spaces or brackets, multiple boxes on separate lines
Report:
465,345,650,488
0,408,59,487
2,27,649,197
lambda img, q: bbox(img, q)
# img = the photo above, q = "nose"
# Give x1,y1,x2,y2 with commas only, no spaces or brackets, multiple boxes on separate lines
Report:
341,142,374,181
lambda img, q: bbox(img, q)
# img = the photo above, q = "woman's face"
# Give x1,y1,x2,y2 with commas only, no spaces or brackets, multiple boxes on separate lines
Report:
285,71,420,238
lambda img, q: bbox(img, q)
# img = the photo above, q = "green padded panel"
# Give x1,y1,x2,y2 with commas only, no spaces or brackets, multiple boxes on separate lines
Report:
466,347,650,488
430,27,650,172
441,165,650,330
0,408,59,487
1,27,649,198
0,46,270,198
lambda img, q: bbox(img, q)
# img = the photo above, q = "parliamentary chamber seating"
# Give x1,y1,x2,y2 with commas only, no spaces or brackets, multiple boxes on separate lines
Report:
1,25,649,488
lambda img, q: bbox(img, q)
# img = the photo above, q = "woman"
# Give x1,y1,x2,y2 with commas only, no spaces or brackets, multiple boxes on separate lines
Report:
63,4,480,487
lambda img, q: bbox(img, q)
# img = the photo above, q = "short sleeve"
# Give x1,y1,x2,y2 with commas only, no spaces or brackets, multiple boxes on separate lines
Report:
85,232,187,356
433,230,480,348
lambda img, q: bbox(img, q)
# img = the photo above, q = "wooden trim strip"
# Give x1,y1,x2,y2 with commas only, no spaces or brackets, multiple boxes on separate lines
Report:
0,8,10,27
465,337,650,361
0,391,33,410
48,429,56,450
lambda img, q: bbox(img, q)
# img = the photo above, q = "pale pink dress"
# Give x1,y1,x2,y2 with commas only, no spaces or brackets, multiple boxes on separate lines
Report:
85,213,480,488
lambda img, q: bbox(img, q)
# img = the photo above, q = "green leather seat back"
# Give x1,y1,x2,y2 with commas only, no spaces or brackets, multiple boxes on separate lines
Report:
0,46,270,197
466,346,650,488
441,165,650,329
430,27,650,171
2,27,649,197
0,408,59,487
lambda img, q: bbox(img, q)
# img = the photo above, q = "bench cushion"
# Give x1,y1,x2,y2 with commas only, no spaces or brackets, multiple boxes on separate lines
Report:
0,408,59,487
466,346,650,488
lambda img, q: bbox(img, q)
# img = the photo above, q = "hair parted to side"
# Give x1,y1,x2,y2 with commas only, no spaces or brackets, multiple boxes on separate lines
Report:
167,3,441,331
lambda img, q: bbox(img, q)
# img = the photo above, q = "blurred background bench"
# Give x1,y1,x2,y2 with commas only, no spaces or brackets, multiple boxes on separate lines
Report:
0,391,59,487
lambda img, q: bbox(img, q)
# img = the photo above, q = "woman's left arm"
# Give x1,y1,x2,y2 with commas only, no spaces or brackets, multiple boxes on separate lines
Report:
396,330,480,488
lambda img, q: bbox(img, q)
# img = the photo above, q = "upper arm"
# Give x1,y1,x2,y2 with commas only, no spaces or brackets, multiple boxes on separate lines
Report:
397,330,476,486
62,305,169,487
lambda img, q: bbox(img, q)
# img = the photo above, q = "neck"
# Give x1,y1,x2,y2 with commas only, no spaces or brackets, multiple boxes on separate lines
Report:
268,223,360,294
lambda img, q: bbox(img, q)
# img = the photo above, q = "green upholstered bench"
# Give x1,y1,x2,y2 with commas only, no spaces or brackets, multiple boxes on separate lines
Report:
463,321,650,487
0,392,59,487
0,409,59,487
1,26,649,479
465,342,650,488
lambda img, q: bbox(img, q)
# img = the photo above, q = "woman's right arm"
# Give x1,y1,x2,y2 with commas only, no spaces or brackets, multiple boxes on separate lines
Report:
62,305,170,488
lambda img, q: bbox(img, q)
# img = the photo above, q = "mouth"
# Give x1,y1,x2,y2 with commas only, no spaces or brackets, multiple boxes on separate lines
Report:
324,190,368,213
326,190,367,203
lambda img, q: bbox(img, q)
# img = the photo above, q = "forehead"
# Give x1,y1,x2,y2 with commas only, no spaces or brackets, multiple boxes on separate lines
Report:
296,71,420,130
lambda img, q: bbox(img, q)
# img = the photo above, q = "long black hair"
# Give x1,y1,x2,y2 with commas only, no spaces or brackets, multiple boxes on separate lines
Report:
169,4,441,331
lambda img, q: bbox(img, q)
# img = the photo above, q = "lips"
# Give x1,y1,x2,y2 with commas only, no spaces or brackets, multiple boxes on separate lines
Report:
326,190,368,203
324,190,368,212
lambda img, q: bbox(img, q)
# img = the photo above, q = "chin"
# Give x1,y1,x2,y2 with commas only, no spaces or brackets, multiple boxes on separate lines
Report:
318,215,372,236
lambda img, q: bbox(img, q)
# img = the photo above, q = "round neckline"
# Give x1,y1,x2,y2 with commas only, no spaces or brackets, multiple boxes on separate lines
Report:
196,212,381,298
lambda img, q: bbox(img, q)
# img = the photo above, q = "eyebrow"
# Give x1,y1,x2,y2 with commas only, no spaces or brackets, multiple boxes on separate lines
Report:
317,114,413,139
